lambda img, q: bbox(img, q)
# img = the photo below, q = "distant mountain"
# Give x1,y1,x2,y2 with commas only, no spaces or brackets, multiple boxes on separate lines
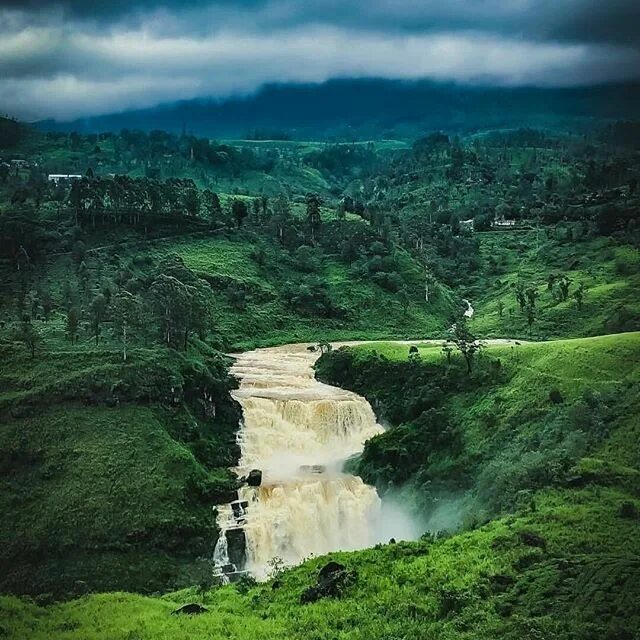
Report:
36,78,640,139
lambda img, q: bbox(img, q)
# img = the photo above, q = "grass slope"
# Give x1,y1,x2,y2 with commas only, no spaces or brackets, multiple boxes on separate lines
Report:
152,234,454,348
3,230,454,352
468,232,640,339
1,488,637,639
323,333,640,514
0,343,240,599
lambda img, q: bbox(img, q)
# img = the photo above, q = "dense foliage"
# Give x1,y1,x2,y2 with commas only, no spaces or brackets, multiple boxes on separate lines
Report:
317,334,640,528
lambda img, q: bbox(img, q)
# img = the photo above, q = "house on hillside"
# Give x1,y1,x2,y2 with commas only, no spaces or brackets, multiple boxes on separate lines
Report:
48,174,82,184
460,219,475,231
492,218,517,230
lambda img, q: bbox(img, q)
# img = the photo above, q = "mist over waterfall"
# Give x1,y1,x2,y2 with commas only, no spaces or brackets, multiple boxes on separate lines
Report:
214,344,402,579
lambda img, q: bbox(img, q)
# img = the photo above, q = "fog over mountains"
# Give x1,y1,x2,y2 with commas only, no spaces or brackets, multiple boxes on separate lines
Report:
37,79,640,139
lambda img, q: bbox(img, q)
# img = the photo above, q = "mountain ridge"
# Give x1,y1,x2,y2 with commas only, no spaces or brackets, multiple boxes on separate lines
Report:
36,78,640,139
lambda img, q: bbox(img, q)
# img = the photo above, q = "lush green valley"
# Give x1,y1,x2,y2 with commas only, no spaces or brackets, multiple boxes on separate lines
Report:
0,113,639,639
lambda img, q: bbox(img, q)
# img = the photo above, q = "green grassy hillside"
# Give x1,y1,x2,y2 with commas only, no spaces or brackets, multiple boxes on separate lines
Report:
2,333,638,639
468,232,640,339
158,234,452,349
1,228,454,352
317,333,640,519
0,341,241,599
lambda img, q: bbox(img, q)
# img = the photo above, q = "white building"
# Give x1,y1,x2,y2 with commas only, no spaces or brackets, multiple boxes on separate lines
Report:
492,218,517,229
48,174,83,184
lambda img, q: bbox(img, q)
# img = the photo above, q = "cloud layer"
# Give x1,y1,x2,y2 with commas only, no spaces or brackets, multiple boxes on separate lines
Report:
1,1,639,121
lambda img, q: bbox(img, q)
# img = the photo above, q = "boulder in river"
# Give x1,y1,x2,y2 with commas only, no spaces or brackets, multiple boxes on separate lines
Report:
246,469,262,486
226,528,247,570
299,464,325,475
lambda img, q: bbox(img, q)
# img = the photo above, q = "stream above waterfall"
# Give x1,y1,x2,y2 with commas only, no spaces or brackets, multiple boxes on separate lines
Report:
213,343,389,580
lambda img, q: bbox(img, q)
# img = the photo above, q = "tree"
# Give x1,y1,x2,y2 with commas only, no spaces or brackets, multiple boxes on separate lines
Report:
260,194,269,217
514,282,527,311
188,279,214,347
150,274,191,349
398,287,411,316
424,265,434,303
26,290,39,319
525,287,539,308
231,199,249,227
89,293,107,344
557,276,571,302
441,341,453,365
14,317,42,359
497,300,504,318
448,319,483,373
184,187,200,217
270,195,292,243
112,291,141,361
340,195,354,216
40,289,54,321
305,192,323,241
573,283,585,310
72,240,87,265
526,305,536,336
78,260,89,292
251,198,261,225
66,307,80,344
203,190,222,224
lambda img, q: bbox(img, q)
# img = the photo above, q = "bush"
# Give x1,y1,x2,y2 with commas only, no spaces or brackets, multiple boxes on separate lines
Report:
549,388,564,404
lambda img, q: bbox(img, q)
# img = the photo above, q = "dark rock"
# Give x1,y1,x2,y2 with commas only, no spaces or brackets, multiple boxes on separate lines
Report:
306,345,317,352
226,528,247,570
300,561,355,604
231,500,248,519
409,345,419,354
246,469,262,487
300,464,325,475
318,561,345,580
519,531,547,550
172,603,209,616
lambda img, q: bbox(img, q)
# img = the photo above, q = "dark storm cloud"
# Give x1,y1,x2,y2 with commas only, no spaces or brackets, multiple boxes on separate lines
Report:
2,0,639,45
1,0,639,120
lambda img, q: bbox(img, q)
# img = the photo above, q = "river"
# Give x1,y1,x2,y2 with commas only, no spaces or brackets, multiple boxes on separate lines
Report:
213,343,386,580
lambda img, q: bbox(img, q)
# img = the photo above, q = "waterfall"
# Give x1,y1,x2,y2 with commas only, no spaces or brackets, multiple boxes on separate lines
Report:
214,344,385,580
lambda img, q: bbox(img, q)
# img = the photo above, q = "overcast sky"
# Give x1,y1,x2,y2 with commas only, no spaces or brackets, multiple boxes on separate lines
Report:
1,0,640,121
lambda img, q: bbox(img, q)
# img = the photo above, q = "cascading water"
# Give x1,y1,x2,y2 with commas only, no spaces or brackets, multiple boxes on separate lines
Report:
213,344,385,579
